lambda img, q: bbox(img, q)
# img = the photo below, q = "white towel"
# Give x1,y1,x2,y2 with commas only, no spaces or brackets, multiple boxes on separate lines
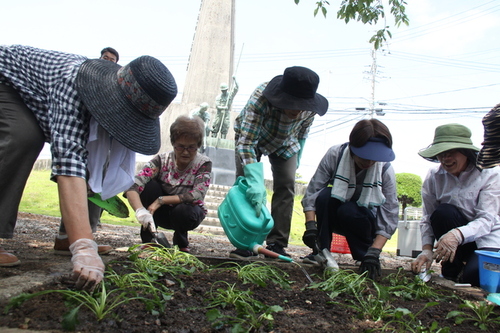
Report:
331,146,386,208
87,118,136,200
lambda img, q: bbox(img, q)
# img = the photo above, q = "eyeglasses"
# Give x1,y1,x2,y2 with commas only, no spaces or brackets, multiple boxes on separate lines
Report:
437,149,458,159
174,145,198,153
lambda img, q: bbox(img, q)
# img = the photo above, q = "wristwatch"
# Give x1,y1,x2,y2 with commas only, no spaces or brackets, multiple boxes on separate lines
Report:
158,196,163,205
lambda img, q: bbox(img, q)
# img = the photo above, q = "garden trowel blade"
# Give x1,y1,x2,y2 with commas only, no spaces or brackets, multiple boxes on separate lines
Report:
152,232,171,248
88,193,129,218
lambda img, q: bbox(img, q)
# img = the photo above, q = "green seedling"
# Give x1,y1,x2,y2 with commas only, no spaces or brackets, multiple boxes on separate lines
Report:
205,281,282,332
384,269,451,301
222,261,293,289
6,282,147,331
342,282,393,322
309,268,369,298
376,302,451,332
446,300,500,331
105,269,173,311
128,244,207,285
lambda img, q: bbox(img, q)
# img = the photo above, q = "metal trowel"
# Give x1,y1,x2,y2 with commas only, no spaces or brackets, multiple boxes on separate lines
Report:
151,231,171,248
314,241,339,271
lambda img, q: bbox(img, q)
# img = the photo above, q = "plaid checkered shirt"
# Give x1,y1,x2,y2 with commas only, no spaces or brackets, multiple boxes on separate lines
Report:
0,45,90,180
234,82,316,165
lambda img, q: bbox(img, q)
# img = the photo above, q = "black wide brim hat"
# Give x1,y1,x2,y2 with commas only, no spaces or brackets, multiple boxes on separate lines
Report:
76,56,177,155
478,103,500,169
262,66,328,116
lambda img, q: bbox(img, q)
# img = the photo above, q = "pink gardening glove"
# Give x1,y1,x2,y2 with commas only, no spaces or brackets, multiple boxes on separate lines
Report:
70,239,105,291
411,249,433,274
434,229,463,264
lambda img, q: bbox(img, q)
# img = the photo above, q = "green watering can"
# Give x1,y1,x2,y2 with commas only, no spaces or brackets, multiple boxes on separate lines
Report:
218,176,292,262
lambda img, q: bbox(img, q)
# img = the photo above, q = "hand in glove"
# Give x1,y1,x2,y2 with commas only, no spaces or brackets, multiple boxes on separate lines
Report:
243,162,267,217
434,229,463,263
411,249,433,274
135,207,157,233
302,220,318,248
359,247,382,280
70,238,105,291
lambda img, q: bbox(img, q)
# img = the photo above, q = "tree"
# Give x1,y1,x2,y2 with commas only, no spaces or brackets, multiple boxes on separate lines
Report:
395,173,422,213
294,0,410,50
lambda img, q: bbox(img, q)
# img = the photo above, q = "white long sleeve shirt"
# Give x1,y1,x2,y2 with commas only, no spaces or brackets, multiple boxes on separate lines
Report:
421,162,500,248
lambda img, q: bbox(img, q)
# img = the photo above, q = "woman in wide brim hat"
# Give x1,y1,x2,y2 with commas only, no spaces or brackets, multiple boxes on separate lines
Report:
412,123,500,288
76,55,178,155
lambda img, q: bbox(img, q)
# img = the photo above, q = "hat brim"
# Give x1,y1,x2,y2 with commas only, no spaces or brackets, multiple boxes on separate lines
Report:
262,75,329,116
76,59,161,155
477,146,500,169
350,141,395,162
418,142,479,160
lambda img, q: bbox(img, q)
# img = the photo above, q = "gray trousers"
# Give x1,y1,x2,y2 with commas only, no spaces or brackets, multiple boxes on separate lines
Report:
0,84,45,238
235,152,297,247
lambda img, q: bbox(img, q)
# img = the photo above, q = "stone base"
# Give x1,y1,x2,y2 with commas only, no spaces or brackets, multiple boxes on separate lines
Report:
204,146,236,186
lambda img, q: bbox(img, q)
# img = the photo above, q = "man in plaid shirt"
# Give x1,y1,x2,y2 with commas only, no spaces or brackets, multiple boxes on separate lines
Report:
230,66,328,259
0,45,177,290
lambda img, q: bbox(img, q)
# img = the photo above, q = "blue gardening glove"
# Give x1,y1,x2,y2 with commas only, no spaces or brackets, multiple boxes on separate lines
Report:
302,220,318,248
243,162,267,217
359,247,382,280
297,139,306,169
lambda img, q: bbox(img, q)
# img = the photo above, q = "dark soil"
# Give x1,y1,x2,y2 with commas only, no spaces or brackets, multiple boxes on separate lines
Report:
0,213,499,332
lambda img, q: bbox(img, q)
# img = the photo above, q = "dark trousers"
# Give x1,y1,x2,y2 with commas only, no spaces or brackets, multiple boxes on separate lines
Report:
235,152,296,247
139,180,205,248
429,203,500,286
0,84,45,238
315,187,376,261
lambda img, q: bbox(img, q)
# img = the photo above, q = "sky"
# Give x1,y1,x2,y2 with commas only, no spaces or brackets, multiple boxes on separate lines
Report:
3,0,500,182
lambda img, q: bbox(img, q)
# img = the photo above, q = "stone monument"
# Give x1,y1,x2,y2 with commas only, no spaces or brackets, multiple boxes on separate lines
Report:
160,0,237,186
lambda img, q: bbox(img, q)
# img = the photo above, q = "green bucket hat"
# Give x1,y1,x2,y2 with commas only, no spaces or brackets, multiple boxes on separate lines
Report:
418,123,479,161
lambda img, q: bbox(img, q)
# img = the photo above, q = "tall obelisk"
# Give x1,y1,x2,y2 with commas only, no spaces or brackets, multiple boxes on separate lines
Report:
160,0,235,152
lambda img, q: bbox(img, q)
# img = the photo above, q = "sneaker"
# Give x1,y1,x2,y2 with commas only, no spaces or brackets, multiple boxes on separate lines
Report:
229,249,257,260
265,243,291,258
0,247,20,267
301,253,320,266
53,237,113,256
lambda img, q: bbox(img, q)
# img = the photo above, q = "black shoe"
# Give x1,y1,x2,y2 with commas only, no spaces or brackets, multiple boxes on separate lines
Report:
265,243,291,258
301,253,320,266
229,249,257,260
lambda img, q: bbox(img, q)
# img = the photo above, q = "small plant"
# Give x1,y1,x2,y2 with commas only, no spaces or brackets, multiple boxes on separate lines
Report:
222,261,293,289
5,282,147,331
205,281,283,332
375,302,451,332
384,269,451,301
342,282,393,322
127,244,207,285
309,268,369,298
446,300,500,331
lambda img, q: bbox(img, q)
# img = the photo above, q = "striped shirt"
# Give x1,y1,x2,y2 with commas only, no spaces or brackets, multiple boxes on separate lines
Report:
0,45,89,180
234,82,316,165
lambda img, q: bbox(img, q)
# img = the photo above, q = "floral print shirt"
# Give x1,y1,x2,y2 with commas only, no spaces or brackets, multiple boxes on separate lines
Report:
126,151,212,211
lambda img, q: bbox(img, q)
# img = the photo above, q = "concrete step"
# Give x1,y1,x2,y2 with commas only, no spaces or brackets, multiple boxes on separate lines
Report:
194,224,225,236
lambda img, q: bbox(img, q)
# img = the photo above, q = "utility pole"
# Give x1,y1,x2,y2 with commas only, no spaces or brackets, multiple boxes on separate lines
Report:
369,49,377,118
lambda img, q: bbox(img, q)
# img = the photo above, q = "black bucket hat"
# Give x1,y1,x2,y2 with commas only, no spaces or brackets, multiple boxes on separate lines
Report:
478,103,500,169
76,56,178,155
262,66,328,116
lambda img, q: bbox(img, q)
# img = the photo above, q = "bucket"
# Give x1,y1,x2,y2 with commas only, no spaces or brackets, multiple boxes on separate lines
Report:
396,221,423,258
218,176,274,251
475,250,500,293
330,233,351,254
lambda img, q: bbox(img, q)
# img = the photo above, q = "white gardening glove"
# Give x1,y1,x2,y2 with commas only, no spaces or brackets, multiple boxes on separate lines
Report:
70,238,104,291
135,207,157,233
411,249,433,274
434,229,463,263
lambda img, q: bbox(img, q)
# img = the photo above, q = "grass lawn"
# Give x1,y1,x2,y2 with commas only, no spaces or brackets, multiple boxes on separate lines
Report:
21,170,399,254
